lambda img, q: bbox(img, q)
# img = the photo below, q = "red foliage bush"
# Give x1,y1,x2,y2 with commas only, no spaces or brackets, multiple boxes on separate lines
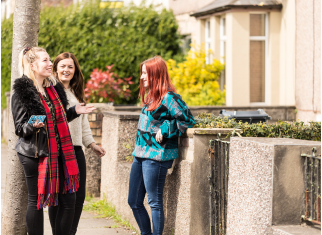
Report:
84,65,133,103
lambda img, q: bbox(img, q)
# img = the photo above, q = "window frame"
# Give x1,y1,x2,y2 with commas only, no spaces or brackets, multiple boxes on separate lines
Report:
249,13,269,105
220,17,226,64
219,16,227,91
205,19,211,64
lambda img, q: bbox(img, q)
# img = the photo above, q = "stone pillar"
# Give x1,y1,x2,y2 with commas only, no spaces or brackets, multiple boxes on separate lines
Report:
85,103,112,197
101,111,140,229
227,137,321,234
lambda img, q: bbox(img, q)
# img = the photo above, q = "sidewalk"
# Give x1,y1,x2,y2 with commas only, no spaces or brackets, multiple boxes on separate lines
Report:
2,143,134,235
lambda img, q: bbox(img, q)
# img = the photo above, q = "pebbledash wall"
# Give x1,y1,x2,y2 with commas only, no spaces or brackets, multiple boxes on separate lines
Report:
100,110,321,235
100,110,241,234
227,137,321,235
83,103,296,197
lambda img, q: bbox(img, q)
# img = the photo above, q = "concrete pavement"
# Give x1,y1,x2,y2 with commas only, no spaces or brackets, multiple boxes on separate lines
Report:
272,225,321,235
2,143,135,235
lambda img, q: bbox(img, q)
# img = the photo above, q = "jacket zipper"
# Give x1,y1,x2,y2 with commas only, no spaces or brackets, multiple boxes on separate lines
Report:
35,129,40,158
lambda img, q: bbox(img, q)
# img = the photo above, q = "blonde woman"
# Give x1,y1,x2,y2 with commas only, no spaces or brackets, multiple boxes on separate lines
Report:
11,47,95,235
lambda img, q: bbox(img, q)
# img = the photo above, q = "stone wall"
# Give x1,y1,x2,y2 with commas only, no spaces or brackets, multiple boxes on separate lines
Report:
100,111,321,234
111,105,296,123
227,137,321,235
100,110,241,234
0,99,298,201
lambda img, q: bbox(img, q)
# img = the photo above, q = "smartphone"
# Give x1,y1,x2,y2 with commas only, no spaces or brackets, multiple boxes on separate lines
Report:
28,115,46,124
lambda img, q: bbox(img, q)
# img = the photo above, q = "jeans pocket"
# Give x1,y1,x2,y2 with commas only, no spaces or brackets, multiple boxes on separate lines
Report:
161,160,173,169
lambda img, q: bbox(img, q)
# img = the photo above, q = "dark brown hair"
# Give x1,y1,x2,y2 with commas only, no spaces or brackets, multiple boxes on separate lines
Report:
53,52,85,103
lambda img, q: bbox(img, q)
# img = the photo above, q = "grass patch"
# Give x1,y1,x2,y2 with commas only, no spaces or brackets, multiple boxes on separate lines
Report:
84,194,137,233
104,224,119,228
85,192,96,203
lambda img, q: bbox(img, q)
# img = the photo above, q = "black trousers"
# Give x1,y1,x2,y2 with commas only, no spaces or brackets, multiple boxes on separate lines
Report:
18,152,76,235
48,146,86,235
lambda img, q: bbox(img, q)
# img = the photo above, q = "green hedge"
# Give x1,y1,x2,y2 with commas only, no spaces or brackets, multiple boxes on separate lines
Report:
195,113,321,141
1,1,183,108
1,15,13,109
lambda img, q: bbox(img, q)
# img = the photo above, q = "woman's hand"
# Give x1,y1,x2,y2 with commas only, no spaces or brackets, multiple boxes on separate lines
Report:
33,120,44,128
89,143,106,157
156,129,163,143
75,103,96,115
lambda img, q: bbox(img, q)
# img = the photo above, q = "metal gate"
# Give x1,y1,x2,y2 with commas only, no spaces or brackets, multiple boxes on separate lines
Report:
209,139,230,235
302,147,321,225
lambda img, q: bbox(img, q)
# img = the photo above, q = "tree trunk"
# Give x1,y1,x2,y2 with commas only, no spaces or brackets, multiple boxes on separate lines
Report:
1,0,41,234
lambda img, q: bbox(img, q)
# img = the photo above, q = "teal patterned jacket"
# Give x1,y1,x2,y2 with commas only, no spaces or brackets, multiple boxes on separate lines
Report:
132,91,195,162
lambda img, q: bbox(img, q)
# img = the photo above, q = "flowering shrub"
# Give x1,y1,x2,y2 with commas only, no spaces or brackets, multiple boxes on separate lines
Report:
167,46,225,106
84,65,133,103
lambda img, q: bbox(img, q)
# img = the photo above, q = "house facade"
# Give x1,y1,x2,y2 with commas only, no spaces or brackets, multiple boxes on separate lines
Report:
189,0,320,122
124,0,321,122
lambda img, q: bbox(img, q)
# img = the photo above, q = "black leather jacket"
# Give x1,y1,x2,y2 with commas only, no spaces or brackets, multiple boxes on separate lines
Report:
11,76,80,158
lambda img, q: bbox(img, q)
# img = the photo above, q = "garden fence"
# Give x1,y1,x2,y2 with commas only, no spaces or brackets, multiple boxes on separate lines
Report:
209,139,230,235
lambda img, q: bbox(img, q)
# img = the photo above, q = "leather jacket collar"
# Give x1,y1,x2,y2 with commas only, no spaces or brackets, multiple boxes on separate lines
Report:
12,75,69,116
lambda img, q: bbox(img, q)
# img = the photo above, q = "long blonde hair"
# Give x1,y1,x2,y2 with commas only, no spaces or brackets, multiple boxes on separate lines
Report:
18,47,57,91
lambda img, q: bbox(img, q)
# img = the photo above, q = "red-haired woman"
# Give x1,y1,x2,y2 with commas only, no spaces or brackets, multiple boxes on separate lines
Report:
128,56,195,235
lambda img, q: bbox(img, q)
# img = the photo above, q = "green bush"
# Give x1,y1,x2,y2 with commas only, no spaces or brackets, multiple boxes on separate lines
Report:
195,113,321,141
1,15,13,109
1,1,182,108
167,46,225,106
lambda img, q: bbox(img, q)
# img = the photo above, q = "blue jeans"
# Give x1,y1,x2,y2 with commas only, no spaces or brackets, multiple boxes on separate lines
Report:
128,157,173,235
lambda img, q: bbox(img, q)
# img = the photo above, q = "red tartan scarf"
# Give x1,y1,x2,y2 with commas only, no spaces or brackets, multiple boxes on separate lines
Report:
37,85,79,209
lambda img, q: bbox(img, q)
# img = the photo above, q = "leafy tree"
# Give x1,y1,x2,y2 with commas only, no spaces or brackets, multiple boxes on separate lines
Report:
1,15,13,109
1,1,183,108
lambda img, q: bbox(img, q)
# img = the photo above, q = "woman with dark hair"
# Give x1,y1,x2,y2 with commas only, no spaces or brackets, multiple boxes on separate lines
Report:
12,47,95,235
49,52,106,235
128,56,195,235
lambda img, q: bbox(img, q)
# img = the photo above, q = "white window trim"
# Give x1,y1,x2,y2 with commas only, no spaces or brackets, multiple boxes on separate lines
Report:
205,19,211,64
220,17,226,64
249,13,269,105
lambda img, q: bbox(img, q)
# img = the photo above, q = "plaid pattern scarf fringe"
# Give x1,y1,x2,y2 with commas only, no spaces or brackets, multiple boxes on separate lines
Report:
37,85,79,209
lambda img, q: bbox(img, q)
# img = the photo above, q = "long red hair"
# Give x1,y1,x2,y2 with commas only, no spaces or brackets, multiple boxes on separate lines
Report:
139,56,176,111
